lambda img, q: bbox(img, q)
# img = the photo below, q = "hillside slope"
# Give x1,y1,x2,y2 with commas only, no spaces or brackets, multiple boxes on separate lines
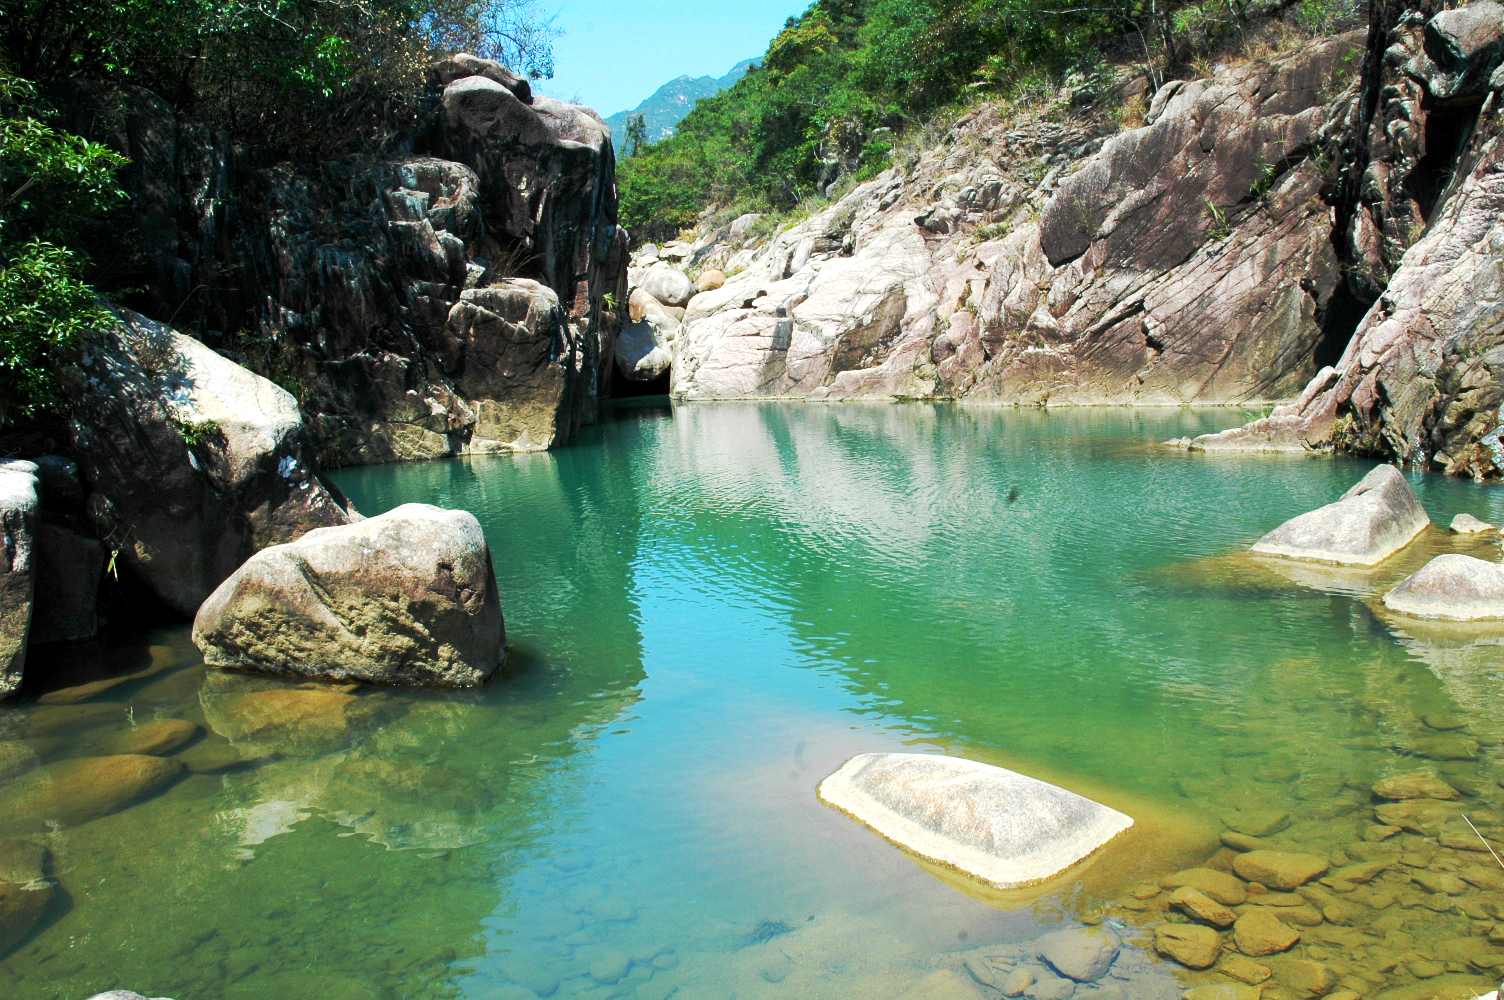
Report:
605,58,755,150
617,1,1504,479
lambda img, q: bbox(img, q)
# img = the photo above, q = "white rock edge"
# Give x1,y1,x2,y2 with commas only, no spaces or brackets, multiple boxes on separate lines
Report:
817,752,1134,889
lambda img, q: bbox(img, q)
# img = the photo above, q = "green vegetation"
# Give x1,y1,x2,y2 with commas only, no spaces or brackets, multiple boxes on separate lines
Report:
172,417,223,449
0,70,125,422
618,0,1361,241
0,0,555,428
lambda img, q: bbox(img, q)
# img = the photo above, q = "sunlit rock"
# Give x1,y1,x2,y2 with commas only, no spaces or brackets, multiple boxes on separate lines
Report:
193,504,504,688
1251,465,1429,565
0,462,39,698
1450,514,1496,534
1383,554,1504,621
817,752,1133,888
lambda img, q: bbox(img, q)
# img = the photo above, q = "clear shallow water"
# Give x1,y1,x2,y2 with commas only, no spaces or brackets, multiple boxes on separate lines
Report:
2,402,1503,999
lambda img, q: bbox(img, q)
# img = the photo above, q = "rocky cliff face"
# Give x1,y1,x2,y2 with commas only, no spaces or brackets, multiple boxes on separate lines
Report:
1188,1,1504,478
627,3,1504,480
84,54,626,468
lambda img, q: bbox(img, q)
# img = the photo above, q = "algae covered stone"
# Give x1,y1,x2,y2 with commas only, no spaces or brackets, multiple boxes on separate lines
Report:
0,754,184,829
1251,464,1429,565
1171,886,1237,927
1232,850,1329,889
1372,770,1460,801
1162,867,1249,905
193,503,504,688
817,753,1133,888
1233,909,1301,956
1154,923,1222,969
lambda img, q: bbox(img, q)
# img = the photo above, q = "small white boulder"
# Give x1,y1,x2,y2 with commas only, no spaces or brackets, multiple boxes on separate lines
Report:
1382,553,1504,621
1251,464,1430,565
1450,513,1497,534
818,753,1133,889
638,263,695,308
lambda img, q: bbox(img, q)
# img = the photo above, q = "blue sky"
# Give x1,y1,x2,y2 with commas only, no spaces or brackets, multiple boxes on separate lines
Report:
533,0,811,115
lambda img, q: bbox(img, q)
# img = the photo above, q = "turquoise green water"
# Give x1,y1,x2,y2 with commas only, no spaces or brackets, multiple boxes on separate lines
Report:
2,402,1503,999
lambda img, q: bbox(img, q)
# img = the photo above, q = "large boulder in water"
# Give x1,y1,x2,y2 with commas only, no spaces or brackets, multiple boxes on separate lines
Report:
66,311,354,616
817,753,1133,888
1250,464,1429,565
0,462,38,698
1382,554,1504,621
193,504,504,688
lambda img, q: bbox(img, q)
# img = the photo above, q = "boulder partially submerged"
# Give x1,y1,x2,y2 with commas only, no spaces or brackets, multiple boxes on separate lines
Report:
193,503,504,687
1250,464,1429,565
1382,554,1504,621
817,753,1133,888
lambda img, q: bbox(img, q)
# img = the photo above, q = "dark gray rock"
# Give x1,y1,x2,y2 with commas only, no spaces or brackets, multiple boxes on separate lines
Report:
66,311,353,616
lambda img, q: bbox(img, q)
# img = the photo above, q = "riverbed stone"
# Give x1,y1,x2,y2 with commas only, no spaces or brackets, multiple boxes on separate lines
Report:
1163,868,1249,906
1250,465,1429,565
201,680,365,756
1002,967,1035,996
193,503,504,688
1383,555,1504,621
1375,799,1462,833
1221,807,1291,837
1410,735,1481,761
1272,957,1337,996
1218,954,1273,984
1036,926,1119,982
37,673,142,705
1154,924,1222,969
1234,909,1301,956
100,719,201,757
0,877,52,960
0,754,184,828
0,742,38,782
817,753,1134,888
1233,850,1329,889
1373,771,1461,801
1171,886,1237,928
0,840,48,886
1185,986,1262,1000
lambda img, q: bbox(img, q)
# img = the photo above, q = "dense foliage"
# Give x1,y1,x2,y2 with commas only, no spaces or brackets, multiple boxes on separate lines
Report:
0,0,554,425
618,0,1358,239
3,0,556,154
0,71,124,421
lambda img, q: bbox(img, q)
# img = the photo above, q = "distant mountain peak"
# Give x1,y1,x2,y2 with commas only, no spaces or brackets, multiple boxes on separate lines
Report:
605,58,758,152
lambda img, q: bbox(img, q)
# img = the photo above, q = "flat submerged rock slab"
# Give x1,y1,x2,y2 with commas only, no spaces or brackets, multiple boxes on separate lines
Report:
817,753,1133,889
1251,464,1429,566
